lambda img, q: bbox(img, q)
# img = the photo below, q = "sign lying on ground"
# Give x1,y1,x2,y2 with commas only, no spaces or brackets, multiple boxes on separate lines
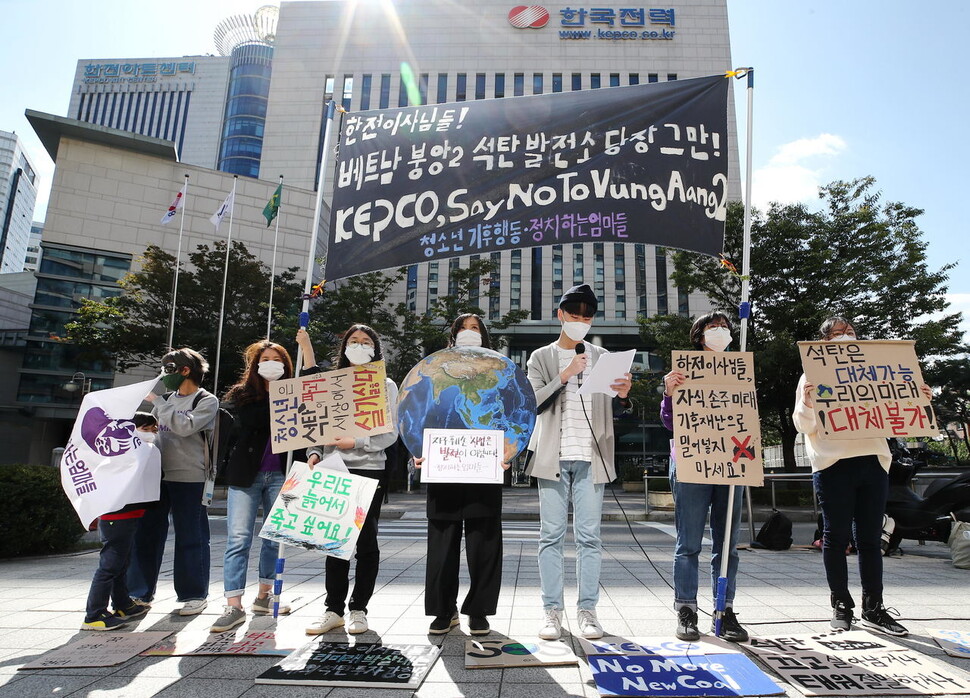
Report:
930,629,970,659
143,628,305,657
671,351,764,486
465,639,579,668
21,631,172,669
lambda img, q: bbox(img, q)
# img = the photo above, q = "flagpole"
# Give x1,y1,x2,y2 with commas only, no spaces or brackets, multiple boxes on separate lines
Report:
212,175,238,399
166,174,189,350
715,66,754,638
273,101,339,619
266,175,284,340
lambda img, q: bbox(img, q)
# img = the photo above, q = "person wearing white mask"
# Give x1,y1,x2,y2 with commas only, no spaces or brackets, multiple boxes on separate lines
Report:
305,324,399,636
526,284,633,641
794,317,930,636
210,340,296,633
661,311,748,643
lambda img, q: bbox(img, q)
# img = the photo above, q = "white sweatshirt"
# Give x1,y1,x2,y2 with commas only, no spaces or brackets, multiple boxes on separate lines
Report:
792,373,891,473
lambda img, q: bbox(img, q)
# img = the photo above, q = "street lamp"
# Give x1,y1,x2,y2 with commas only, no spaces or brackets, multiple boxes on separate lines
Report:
63,372,92,396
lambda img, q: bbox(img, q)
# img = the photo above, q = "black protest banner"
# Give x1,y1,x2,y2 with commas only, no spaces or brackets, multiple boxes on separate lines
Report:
325,75,728,280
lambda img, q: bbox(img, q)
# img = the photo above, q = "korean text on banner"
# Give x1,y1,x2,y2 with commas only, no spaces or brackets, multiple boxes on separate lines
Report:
326,75,728,280
269,361,393,454
421,429,504,484
797,340,937,439
61,377,162,527
671,351,763,486
258,456,378,560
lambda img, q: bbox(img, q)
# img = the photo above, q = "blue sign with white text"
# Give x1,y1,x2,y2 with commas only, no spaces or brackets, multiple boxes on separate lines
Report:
589,653,783,697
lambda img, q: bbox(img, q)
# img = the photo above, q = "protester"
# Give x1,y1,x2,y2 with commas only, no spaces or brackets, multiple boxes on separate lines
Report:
303,324,398,636
127,348,217,616
661,312,748,643
81,412,159,630
210,340,296,633
794,317,931,636
526,284,633,640
417,313,505,636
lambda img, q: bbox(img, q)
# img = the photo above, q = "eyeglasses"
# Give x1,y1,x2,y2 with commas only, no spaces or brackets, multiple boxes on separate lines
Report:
162,363,180,375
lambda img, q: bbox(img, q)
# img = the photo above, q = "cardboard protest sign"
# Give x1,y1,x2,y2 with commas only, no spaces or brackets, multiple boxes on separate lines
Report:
744,631,970,696
465,639,579,668
421,428,505,484
143,628,306,657
256,640,440,689
580,636,743,658
258,456,378,560
930,629,970,659
21,631,171,669
270,361,393,454
671,351,763,486
798,340,937,439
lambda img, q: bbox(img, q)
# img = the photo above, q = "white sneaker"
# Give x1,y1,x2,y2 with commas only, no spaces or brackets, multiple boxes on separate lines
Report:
347,610,368,634
578,608,604,639
179,599,208,616
306,611,345,635
539,608,563,640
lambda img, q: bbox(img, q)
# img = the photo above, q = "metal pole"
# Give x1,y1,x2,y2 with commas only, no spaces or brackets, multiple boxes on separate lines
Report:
212,175,238,399
166,174,189,350
266,175,284,340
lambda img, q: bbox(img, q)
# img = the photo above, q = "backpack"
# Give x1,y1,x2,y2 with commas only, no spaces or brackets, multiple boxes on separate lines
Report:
188,390,234,474
755,510,793,550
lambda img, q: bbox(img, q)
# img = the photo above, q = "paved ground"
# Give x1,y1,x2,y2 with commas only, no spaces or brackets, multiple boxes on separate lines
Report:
1,487,968,697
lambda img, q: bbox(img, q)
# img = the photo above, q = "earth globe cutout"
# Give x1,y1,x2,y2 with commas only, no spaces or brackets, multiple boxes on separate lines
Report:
396,346,537,462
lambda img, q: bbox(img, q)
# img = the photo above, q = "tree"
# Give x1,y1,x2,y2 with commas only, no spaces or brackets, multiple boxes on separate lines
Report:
662,177,965,469
66,242,303,393
924,357,970,463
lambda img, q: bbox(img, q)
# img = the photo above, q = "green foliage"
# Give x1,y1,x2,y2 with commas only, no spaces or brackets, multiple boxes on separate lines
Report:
0,465,85,558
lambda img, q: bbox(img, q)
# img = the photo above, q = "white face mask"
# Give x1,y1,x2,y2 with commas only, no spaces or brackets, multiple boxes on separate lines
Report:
455,329,482,347
703,327,732,352
829,334,857,342
345,342,375,366
138,431,156,445
562,320,591,342
257,360,285,381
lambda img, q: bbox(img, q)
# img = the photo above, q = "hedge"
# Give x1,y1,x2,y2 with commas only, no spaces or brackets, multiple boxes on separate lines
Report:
0,464,86,558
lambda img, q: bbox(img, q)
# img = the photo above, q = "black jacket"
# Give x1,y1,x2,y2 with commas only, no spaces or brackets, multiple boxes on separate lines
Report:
222,398,284,488
427,482,502,521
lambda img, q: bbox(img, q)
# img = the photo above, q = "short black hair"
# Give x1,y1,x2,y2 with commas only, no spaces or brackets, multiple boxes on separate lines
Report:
132,411,157,429
162,347,208,384
559,301,596,318
818,316,854,340
334,324,384,369
689,311,733,349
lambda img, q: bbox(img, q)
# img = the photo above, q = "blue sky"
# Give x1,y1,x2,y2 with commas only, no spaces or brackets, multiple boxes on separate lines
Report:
3,0,968,329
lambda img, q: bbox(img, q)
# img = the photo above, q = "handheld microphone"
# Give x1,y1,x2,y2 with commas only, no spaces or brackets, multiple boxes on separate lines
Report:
575,342,585,387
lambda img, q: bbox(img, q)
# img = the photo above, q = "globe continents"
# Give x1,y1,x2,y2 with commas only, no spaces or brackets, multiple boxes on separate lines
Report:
397,346,537,462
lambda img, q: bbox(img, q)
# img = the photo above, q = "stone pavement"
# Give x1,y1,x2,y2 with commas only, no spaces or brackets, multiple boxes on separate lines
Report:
1,487,968,697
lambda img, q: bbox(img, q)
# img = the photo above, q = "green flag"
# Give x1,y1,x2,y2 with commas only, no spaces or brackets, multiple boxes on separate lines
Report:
263,183,282,227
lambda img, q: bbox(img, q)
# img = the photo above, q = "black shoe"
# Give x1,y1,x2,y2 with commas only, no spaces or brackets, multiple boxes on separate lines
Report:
860,603,907,637
429,611,459,635
712,608,749,643
114,600,150,620
468,616,490,636
831,599,854,631
675,607,699,641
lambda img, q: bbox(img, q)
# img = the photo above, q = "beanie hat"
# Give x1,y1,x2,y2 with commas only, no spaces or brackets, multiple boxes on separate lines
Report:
559,283,598,314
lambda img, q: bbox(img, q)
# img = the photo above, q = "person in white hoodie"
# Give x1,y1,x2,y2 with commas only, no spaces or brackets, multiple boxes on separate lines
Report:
793,316,931,636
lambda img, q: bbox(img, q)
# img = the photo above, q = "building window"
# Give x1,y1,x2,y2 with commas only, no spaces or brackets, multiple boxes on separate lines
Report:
437,73,448,103
590,73,601,89
667,73,678,81
552,245,563,317
648,73,658,83
398,78,409,107
678,288,690,317
448,258,460,296
475,73,486,100
552,73,563,93
495,73,505,98
513,73,524,96
656,248,668,316
610,73,620,87
342,75,353,111
635,244,647,316
456,73,467,101
614,244,626,320
489,252,501,320
593,242,605,318
359,74,372,110
469,255,480,306
406,264,418,311
510,249,522,311
428,261,438,304
419,73,429,105
629,73,639,85
379,74,391,109
531,247,543,321
571,73,582,91
533,73,543,95
573,244,584,284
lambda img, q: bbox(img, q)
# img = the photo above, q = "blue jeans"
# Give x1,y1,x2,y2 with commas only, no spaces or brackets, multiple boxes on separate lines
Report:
224,470,285,597
85,516,140,620
670,459,743,609
813,455,888,605
127,480,210,602
537,460,604,611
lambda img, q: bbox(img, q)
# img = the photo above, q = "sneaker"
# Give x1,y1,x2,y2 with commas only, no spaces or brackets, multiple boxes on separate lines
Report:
179,599,208,616
713,608,749,643
468,616,490,636
675,606,700,641
114,600,150,620
252,595,291,616
210,605,246,633
539,608,563,640
831,600,854,631
82,611,129,631
306,611,345,635
347,610,368,634
577,609,604,640
429,611,459,635
860,603,908,637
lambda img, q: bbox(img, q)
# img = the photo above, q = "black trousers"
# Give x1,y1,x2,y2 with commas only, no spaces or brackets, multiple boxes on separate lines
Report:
325,469,384,615
425,516,502,617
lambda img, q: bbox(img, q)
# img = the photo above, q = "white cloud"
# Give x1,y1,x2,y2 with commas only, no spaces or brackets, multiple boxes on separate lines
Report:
751,134,847,211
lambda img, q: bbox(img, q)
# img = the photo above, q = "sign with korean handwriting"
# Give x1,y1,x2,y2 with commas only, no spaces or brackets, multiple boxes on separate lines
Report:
421,429,504,484
326,74,728,281
20,631,172,669
798,340,937,439
672,351,763,486
258,457,378,560
744,631,970,696
270,361,393,454
143,628,306,657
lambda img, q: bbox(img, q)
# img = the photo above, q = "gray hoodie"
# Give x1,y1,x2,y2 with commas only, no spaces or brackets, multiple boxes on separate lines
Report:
153,388,219,482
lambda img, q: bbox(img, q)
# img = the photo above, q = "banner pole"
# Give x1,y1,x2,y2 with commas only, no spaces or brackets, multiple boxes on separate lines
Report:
266,175,284,340
715,67,754,638
273,100,339,619
212,175,238,399
166,174,189,350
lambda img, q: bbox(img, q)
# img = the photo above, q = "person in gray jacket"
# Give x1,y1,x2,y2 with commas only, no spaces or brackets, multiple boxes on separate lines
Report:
526,284,632,641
